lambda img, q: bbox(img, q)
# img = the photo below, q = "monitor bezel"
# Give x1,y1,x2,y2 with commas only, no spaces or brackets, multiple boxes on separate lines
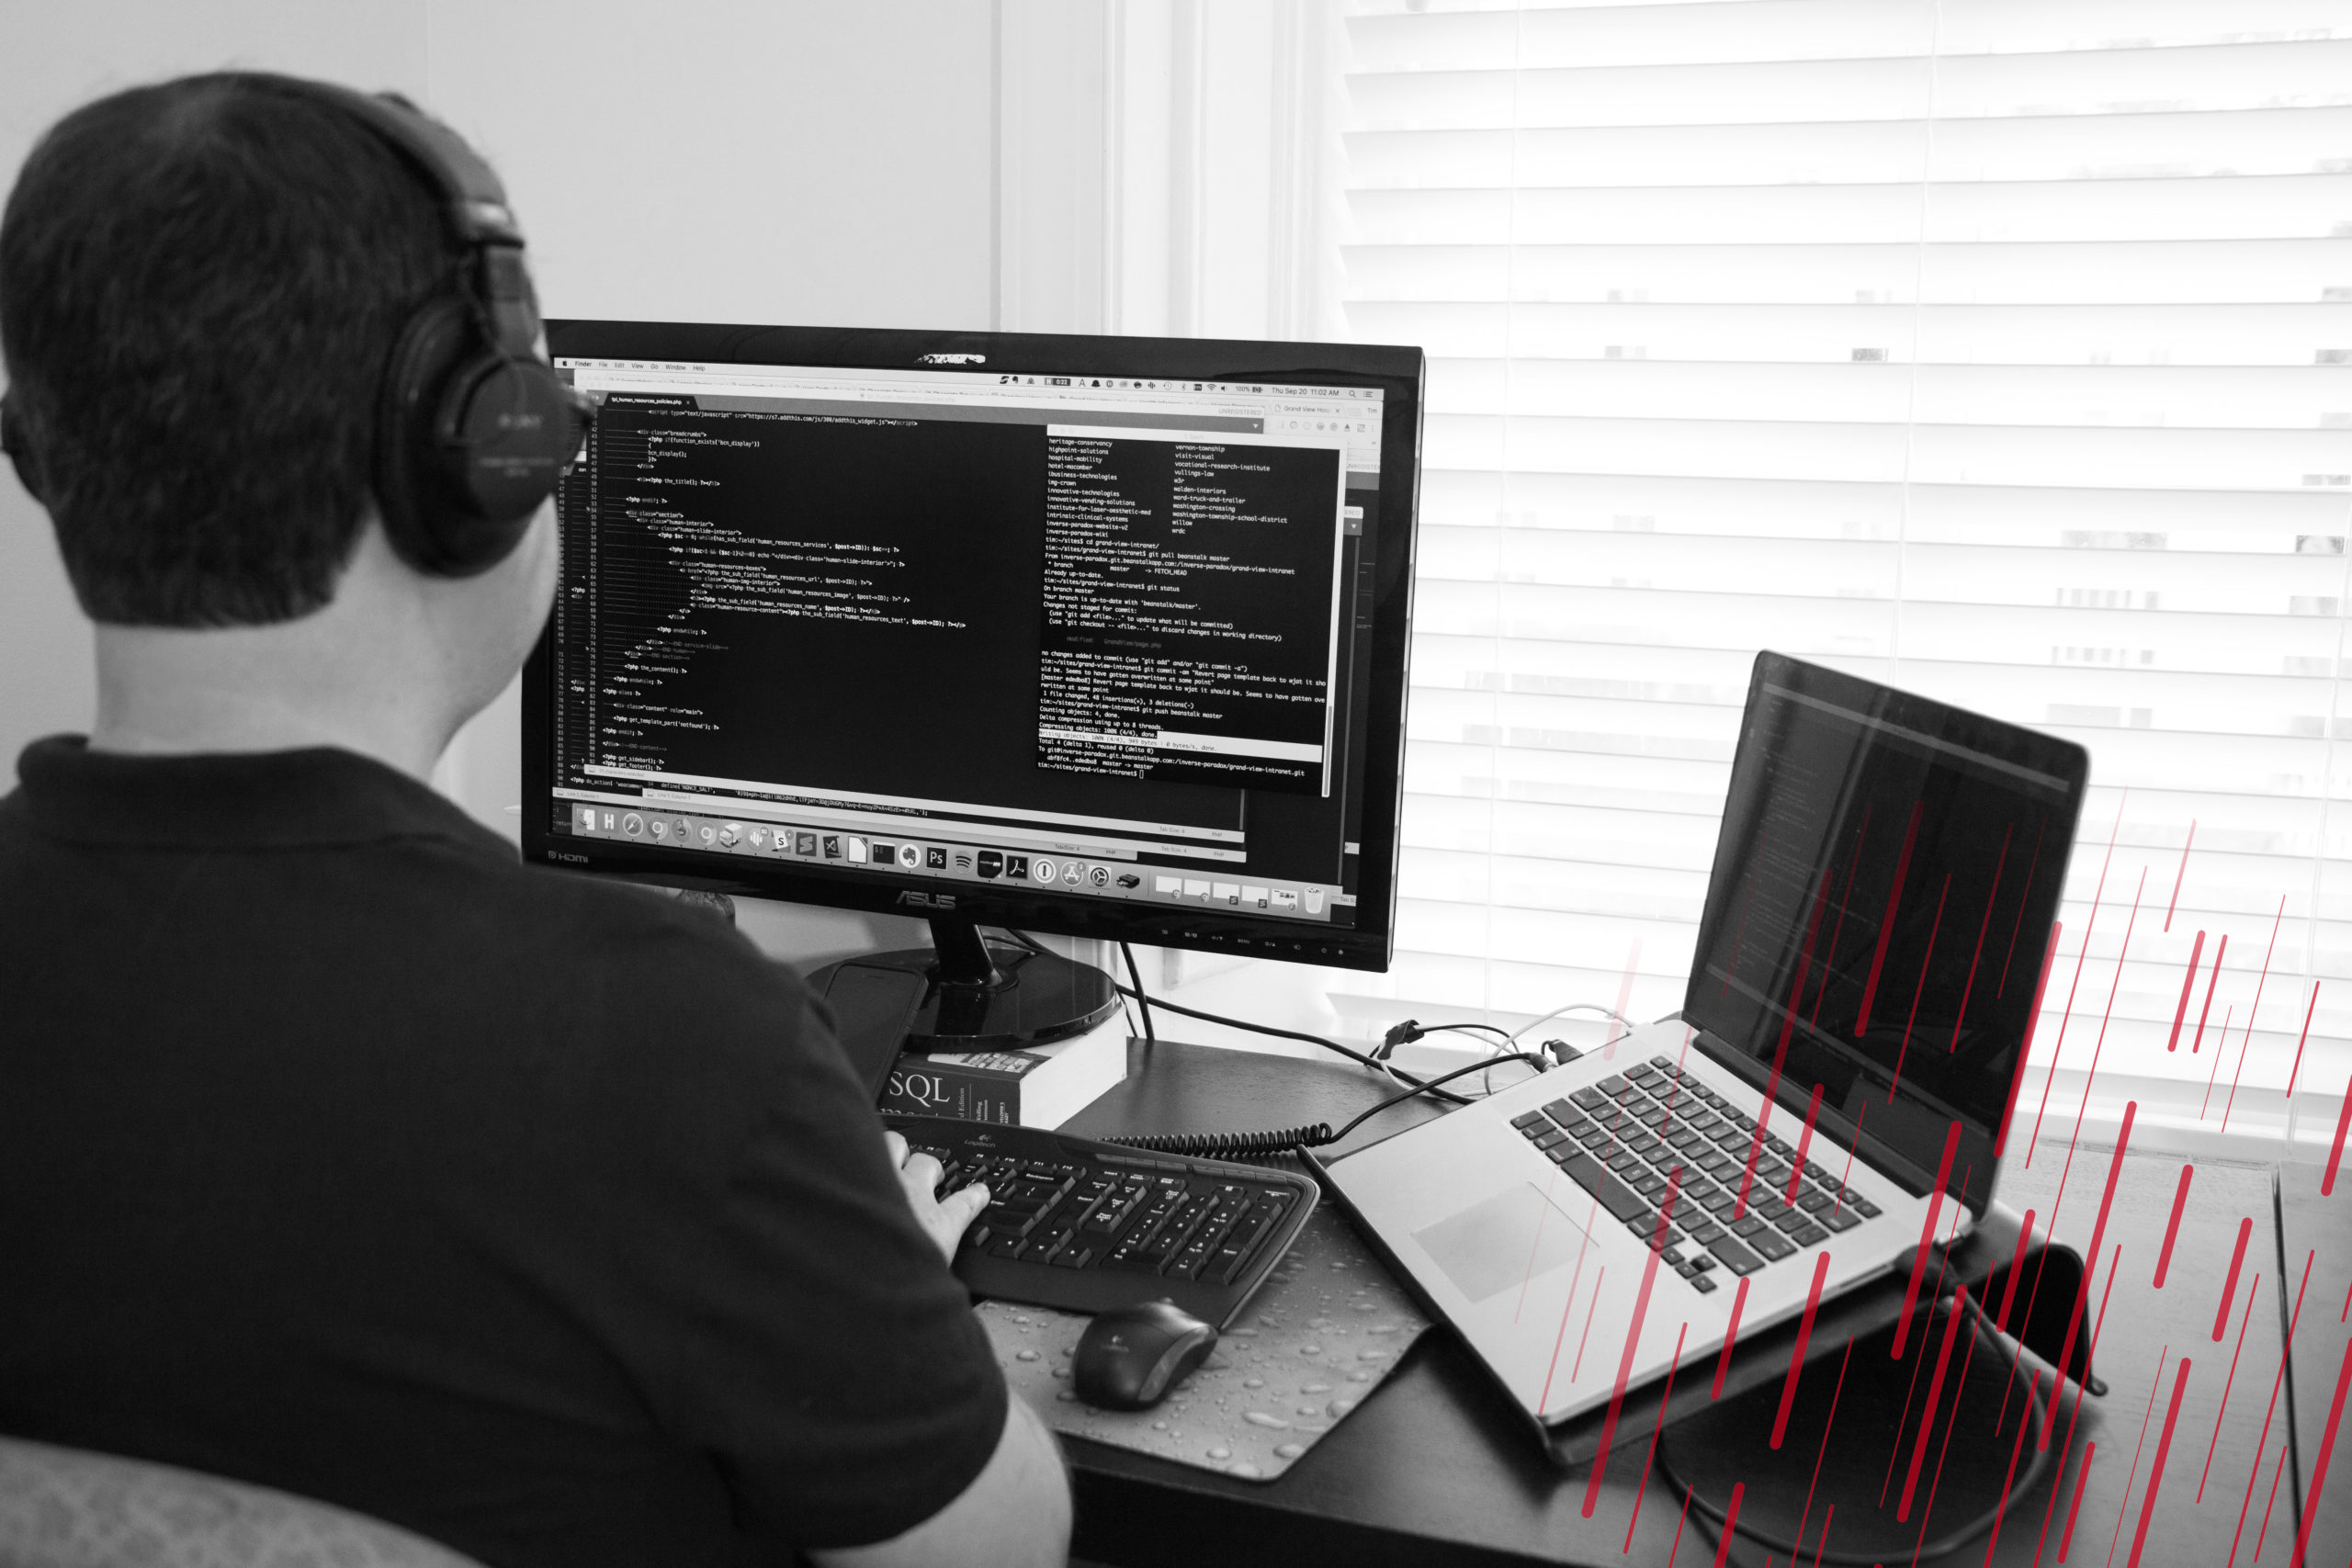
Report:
523,320,1424,972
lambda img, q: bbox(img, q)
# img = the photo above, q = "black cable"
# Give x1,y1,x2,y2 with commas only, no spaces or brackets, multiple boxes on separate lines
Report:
1323,1052,1547,1144
1118,942,1155,1043
1105,986,1475,1107
997,929,1474,1105
1111,1053,1547,1158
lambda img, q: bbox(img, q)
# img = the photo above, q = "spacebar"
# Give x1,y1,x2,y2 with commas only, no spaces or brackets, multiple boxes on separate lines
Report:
1558,1154,1651,1224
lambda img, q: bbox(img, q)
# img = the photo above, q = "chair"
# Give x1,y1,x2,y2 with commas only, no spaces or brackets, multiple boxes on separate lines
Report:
0,1433,490,1568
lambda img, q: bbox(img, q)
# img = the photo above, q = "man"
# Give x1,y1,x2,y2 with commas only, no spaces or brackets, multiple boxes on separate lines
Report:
0,73,1069,1567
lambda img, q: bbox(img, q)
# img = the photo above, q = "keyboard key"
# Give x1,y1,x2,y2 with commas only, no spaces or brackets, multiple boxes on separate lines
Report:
1852,1196,1882,1218
1691,1273,1719,1293
1730,1214,1770,1238
1821,1207,1860,1233
1629,1170,1668,1199
1749,1229,1797,1262
1540,1100,1578,1126
1559,1153,1654,1224
1685,1219,1726,1246
1661,1247,1685,1266
1707,1235,1764,1275
1690,1255,1716,1272
1649,1055,1678,1071
1534,1129,1570,1151
1796,1189,1831,1213
1770,1208,1809,1235
1511,1110,1550,1131
1790,1222,1830,1247
1600,1076,1642,1100
1570,1087,1610,1112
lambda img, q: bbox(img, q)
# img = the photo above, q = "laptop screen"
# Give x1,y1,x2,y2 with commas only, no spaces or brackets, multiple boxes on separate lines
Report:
1685,653,2087,1208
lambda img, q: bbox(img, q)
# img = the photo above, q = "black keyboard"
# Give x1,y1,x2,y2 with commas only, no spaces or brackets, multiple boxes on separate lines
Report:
1510,1055,1883,1293
885,1113,1319,1328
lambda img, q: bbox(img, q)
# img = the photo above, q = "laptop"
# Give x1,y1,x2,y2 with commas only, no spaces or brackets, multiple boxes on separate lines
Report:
1321,651,2087,1440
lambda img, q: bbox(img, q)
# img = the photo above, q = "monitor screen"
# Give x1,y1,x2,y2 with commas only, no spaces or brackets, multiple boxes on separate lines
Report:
522,323,1422,973
1685,652,2088,1203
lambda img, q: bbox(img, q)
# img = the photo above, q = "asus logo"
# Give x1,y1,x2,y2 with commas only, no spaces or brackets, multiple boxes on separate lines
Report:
916,353,985,366
897,890,958,910
547,851,588,864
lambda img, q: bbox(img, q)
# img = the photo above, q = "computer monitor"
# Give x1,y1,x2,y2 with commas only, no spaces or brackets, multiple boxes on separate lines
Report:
522,321,1423,1048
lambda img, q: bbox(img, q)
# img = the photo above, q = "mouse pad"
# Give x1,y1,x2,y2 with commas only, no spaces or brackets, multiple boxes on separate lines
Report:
976,1206,1430,1483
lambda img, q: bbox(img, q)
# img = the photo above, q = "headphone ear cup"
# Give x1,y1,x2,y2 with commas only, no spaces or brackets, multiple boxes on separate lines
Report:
1,395,47,505
377,297,567,577
435,353,577,525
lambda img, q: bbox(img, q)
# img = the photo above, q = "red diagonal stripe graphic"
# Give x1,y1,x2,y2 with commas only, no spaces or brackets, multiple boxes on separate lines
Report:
1898,1282,1969,1520
2227,1248,2312,1568
1996,922,2063,1159
2288,1335,2352,1568
2058,1440,2096,1561
2126,1357,2193,1567
2166,930,2205,1051
1893,1119,1962,1358
1998,814,2047,998
1581,1173,1679,1517
1773,1249,1834,1450
2324,1070,2352,1195
2220,896,2286,1133
2199,1271,2259,1503
1950,823,2011,1053
2191,932,2227,1055
1788,1082,1825,1206
1711,1274,1750,1401
1712,1482,1744,1568
1889,872,1952,1101
2041,1100,2136,1446
2153,1164,2193,1288
1983,1371,2044,1566
2163,818,2194,932
1623,1319,1689,1551
2213,1216,2252,1341
1792,1339,1853,1561
2285,981,2322,1099
1856,799,1923,1035
2026,794,2125,1165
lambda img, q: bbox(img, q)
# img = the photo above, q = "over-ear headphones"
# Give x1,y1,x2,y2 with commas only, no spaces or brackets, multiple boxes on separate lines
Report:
0,75,591,577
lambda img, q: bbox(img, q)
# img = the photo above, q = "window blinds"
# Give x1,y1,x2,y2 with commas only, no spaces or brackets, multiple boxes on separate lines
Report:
1331,0,2352,1100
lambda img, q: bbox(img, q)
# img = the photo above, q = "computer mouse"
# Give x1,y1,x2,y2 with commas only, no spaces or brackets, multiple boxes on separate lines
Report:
1071,1300,1218,1411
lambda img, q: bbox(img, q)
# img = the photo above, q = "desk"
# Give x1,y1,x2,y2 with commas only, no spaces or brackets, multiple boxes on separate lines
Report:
1054,1038,2310,1566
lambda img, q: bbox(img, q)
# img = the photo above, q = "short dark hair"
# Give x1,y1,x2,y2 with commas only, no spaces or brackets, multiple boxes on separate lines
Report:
0,73,462,626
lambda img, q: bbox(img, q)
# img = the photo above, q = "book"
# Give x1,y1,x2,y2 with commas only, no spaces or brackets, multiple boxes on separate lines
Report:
880,1018,1128,1129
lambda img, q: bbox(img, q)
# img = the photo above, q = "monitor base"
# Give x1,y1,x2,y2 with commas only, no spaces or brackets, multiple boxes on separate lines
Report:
841,918,1121,1053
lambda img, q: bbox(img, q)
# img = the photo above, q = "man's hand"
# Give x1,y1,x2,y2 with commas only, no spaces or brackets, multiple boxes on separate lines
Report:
883,1130,990,1265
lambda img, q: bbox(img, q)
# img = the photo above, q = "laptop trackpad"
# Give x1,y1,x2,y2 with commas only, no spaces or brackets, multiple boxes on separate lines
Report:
1411,1182,1593,1304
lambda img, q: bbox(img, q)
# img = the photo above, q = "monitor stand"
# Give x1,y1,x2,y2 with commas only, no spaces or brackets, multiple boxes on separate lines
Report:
829,916,1121,1053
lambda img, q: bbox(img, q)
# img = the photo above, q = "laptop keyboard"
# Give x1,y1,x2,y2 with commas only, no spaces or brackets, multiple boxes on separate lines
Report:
1510,1055,1881,1294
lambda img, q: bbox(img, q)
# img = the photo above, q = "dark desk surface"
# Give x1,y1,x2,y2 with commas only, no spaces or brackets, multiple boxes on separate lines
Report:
1055,1037,2320,1567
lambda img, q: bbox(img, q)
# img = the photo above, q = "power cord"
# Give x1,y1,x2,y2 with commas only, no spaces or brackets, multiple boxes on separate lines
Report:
1118,942,1155,1043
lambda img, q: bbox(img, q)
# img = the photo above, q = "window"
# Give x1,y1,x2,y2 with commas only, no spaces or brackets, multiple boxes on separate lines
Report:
1333,0,2352,1120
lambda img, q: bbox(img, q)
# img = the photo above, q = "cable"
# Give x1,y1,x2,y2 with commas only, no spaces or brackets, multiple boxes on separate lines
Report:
1108,1053,1547,1158
1107,986,1474,1107
998,930,1476,1107
1509,1000,1635,1046
1118,942,1155,1043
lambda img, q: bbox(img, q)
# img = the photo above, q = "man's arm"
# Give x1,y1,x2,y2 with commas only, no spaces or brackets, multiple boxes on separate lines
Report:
808,1394,1070,1568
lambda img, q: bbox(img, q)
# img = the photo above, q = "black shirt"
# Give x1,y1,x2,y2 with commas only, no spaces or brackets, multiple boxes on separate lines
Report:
0,739,1005,1566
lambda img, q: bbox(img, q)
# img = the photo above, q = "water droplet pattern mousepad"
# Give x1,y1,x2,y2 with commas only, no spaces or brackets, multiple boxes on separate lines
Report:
977,1206,1430,1482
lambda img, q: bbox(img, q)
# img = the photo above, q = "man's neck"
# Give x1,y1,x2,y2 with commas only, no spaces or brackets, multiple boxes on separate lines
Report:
86,519,540,781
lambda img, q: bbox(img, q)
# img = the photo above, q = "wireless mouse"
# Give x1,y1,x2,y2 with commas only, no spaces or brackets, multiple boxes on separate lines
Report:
1071,1300,1218,1411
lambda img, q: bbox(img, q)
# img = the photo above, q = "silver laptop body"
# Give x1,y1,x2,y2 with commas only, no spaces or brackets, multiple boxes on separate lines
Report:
1326,651,2088,1436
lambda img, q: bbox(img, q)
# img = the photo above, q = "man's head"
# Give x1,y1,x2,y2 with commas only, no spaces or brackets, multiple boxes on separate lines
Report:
0,73,481,625
0,73,572,773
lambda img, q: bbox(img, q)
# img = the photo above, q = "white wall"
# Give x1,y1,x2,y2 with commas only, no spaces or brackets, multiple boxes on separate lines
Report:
0,0,997,964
